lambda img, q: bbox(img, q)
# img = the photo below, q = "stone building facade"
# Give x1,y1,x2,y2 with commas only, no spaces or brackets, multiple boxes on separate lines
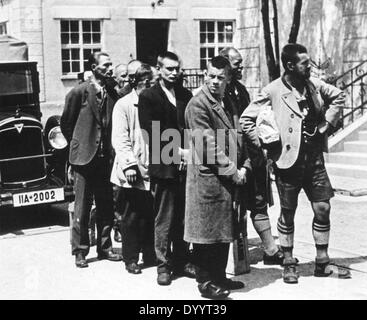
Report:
1,0,366,104
0,0,238,103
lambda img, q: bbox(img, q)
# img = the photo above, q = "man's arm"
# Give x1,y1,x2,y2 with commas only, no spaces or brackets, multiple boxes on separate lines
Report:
60,87,82,143
239,90,272,149
111,101,138,171
137,92,155,147
185,100,237,179
317,79,345,131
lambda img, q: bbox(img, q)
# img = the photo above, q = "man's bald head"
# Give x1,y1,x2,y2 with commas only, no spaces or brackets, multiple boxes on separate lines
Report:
127,60,143,87
114,63,128,88
219,47,243,81
127,60,143,76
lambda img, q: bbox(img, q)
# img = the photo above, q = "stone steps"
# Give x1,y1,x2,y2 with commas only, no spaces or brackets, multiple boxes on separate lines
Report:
344,141,367,153
326,163,367,180
327,152,367,166
358,131,367,140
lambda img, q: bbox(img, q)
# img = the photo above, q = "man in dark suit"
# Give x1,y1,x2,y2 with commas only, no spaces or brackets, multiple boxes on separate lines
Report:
61,51,122,268
220,47,284,265
138,51,195,286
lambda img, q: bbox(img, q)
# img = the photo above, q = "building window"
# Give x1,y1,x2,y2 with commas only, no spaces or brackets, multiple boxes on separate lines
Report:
200,20,234,70
0,22,7,35
60,20,102,75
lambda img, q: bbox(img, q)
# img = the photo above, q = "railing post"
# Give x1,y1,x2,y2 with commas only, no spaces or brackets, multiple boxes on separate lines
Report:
351,69,354,123
361,80,365,115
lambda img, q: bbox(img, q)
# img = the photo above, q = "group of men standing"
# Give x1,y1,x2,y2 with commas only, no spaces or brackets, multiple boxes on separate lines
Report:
61,42,350,300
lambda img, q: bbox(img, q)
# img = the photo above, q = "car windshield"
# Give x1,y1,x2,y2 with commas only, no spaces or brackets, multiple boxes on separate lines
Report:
0,69,34,96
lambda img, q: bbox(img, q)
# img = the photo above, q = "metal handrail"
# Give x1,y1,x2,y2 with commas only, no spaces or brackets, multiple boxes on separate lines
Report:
333,60,367,89
330,60,367,132
182,68,205,91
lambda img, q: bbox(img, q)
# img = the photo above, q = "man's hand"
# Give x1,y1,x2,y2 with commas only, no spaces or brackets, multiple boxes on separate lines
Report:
125,169,137,184
179,147,190,162
318,121,330,135
178,147,189,171
232,168,247,186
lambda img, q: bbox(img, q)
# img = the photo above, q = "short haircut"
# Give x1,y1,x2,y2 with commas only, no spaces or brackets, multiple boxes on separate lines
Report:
219,47,239,60
88,51,109,70
135,63,153,83
208,55,231,70
114,63,127,73
127,59,142,75
281,43,308,69
157,51,180,67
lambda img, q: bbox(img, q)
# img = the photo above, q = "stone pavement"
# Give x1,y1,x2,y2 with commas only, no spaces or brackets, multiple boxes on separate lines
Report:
0,190,366,300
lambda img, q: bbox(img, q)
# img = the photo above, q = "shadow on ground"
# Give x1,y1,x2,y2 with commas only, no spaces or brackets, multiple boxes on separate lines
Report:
0,203,69,235
228,237,367,294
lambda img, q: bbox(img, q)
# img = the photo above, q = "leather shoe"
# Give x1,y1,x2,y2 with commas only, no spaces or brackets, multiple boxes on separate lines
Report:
157,272,172,286
75,253,88,268
314,261,351,279
282,258,299,284
97,250,123,261
126,262,142,274
198,281,230,300
217,278,245,290
264,249,299,266
173,263,196,279
263,249,284,265
143,259,157,268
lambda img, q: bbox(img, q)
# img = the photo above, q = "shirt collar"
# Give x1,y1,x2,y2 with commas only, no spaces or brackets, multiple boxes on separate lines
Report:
131,89,139,105
281,74,307,102
90,76,103,94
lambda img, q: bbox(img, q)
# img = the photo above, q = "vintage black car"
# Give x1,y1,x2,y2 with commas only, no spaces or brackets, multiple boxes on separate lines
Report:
0,59,73,208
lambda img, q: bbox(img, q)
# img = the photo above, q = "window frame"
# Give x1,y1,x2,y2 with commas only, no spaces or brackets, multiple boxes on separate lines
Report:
60,19,103,76
0,22,7,35
199,20,235,70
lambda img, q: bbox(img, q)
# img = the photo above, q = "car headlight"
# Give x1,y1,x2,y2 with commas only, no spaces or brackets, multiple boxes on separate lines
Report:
48,126,68,150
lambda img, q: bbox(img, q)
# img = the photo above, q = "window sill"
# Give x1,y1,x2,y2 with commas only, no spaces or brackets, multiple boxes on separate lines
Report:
61,74,78,80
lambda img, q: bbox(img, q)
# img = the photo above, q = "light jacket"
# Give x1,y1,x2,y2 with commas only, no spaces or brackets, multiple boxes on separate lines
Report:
240,76,345,169
110,90,149,190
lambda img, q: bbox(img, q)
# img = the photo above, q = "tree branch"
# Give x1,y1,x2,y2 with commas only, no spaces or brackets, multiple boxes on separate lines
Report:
288,0,303,43
271,0,280,78
261,0,277,81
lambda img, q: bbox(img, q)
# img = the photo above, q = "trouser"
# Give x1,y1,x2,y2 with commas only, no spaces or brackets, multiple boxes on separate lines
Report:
121,188,155,264
193,243,230,284
71,156,114,256
113,185,124,233
152,178,191,274
275,147,334,249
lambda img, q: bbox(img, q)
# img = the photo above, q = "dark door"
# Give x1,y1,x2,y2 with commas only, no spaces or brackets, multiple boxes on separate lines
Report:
136,19,169,66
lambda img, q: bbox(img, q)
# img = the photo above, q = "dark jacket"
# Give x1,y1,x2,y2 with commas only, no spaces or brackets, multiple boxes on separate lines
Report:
138,81,192,180
184,85,251,244
60,80,117,166
227,79,251,116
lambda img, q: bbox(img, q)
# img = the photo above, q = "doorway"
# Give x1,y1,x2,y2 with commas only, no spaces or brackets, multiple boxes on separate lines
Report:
136,19,169,66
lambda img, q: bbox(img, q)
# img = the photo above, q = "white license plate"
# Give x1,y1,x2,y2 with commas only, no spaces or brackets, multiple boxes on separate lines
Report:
13,188,65,207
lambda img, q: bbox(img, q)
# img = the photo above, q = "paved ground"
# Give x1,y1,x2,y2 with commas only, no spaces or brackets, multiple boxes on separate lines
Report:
0,190,366,300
